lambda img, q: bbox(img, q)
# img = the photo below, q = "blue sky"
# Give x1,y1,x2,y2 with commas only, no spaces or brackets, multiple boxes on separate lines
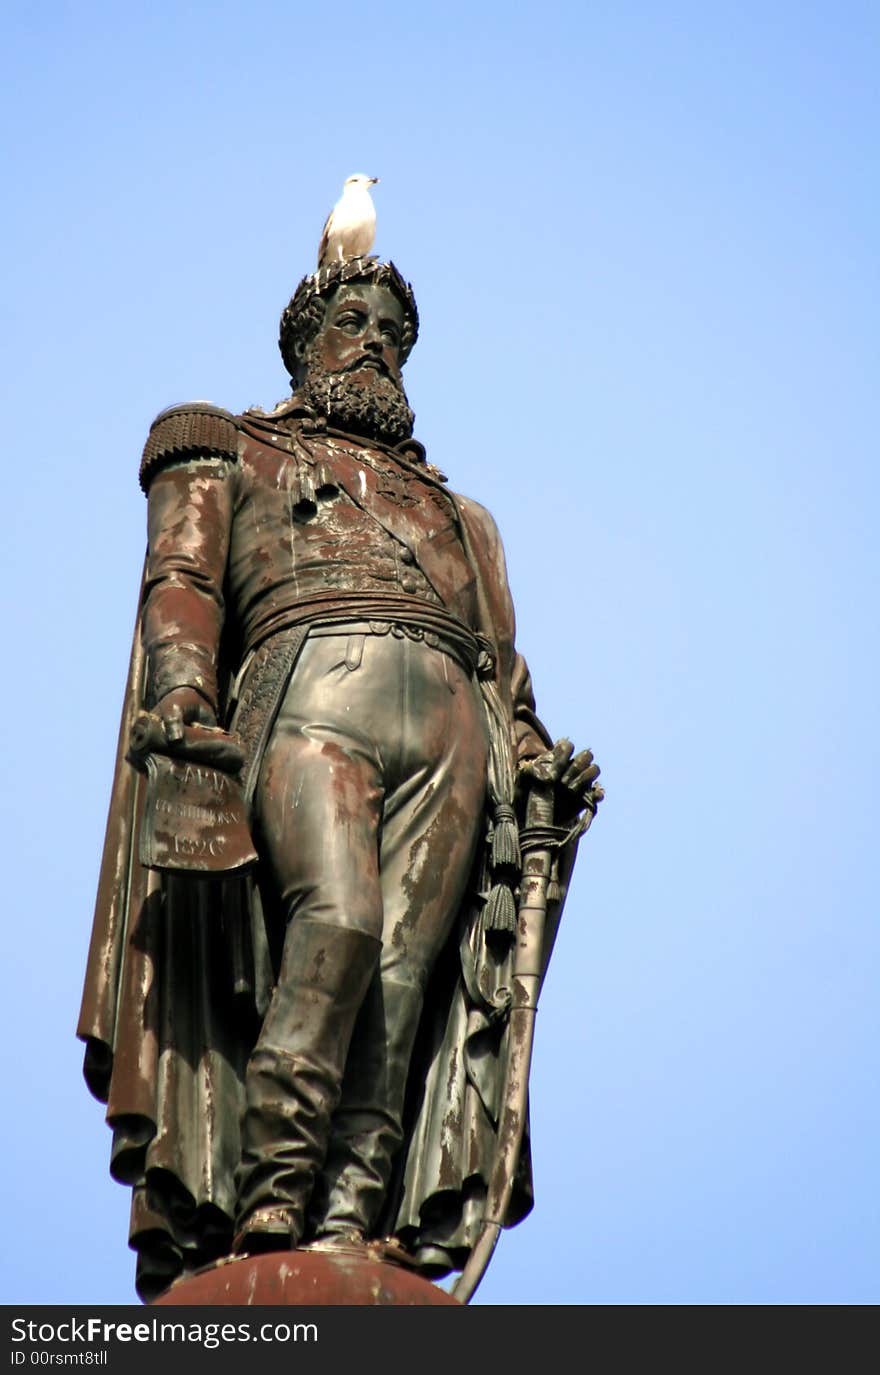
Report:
1,1,876,1305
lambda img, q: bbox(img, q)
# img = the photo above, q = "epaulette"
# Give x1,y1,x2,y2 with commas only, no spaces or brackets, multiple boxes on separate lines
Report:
139,402,240,493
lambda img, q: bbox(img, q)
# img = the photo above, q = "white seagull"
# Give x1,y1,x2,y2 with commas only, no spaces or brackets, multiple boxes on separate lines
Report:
318,174,379,267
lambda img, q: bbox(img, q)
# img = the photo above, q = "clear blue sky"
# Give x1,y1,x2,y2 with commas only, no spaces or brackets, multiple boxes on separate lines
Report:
1,1,876,1305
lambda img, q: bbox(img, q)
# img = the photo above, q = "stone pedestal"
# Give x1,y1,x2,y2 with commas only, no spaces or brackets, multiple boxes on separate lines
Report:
152,1250,461,1306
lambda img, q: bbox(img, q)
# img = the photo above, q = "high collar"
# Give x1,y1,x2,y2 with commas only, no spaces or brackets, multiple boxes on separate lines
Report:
242,393,445,481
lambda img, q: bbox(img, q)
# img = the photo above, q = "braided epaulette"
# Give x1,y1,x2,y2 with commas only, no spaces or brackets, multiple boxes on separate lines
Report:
139,402,240,493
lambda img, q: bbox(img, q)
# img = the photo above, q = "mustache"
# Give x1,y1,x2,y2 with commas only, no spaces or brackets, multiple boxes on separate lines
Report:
345,355,391,376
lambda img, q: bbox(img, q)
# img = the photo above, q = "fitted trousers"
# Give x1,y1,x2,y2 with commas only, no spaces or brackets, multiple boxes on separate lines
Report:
246,628,488,1236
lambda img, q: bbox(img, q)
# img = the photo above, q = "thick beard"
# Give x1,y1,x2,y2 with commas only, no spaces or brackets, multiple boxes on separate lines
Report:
300,361,415,446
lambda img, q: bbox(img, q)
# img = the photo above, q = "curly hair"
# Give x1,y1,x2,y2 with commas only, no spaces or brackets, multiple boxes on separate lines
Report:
279,257,419,380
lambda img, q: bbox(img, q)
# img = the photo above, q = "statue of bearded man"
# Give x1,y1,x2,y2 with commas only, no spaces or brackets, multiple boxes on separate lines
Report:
78,256,601,1301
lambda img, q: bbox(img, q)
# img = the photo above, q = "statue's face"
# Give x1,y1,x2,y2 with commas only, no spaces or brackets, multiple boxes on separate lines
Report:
298,279,415,444
311,283,405,385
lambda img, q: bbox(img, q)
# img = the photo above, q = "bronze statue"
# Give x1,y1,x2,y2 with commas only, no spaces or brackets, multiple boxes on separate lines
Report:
78,251,602,1302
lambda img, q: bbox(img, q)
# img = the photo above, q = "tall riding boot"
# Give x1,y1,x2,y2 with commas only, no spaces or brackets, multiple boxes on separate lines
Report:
308,976,424,1243
234,919,380,1253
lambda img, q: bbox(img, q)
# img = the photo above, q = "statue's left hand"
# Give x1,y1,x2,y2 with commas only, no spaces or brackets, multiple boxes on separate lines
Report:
519,738,604,822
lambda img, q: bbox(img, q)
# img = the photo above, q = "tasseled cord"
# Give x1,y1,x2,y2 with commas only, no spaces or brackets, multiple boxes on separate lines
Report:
491,801,520,869
478,668,521,941
484,880,517,937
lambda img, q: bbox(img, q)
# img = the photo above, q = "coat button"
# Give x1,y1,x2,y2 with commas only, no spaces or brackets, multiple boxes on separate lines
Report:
400,549,414,565
401,577,417,594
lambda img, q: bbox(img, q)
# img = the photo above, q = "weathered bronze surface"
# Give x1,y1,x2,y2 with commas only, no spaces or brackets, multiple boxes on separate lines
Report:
78,253,602,1303
153,1250,461,1307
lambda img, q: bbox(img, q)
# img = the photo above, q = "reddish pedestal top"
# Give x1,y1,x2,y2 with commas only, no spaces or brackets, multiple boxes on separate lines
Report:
152,1250,461,1307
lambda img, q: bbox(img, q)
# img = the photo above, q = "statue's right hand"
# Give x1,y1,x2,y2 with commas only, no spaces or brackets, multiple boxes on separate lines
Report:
154,687,217,743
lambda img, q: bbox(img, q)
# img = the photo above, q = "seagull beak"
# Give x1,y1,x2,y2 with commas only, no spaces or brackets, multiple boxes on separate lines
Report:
370,177,380,185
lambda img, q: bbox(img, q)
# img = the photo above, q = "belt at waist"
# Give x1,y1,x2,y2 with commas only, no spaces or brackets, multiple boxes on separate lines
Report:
243,592,481,677
308,619,477,676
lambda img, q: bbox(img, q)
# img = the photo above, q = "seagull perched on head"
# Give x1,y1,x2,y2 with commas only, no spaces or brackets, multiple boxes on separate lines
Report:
318,173,379,267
